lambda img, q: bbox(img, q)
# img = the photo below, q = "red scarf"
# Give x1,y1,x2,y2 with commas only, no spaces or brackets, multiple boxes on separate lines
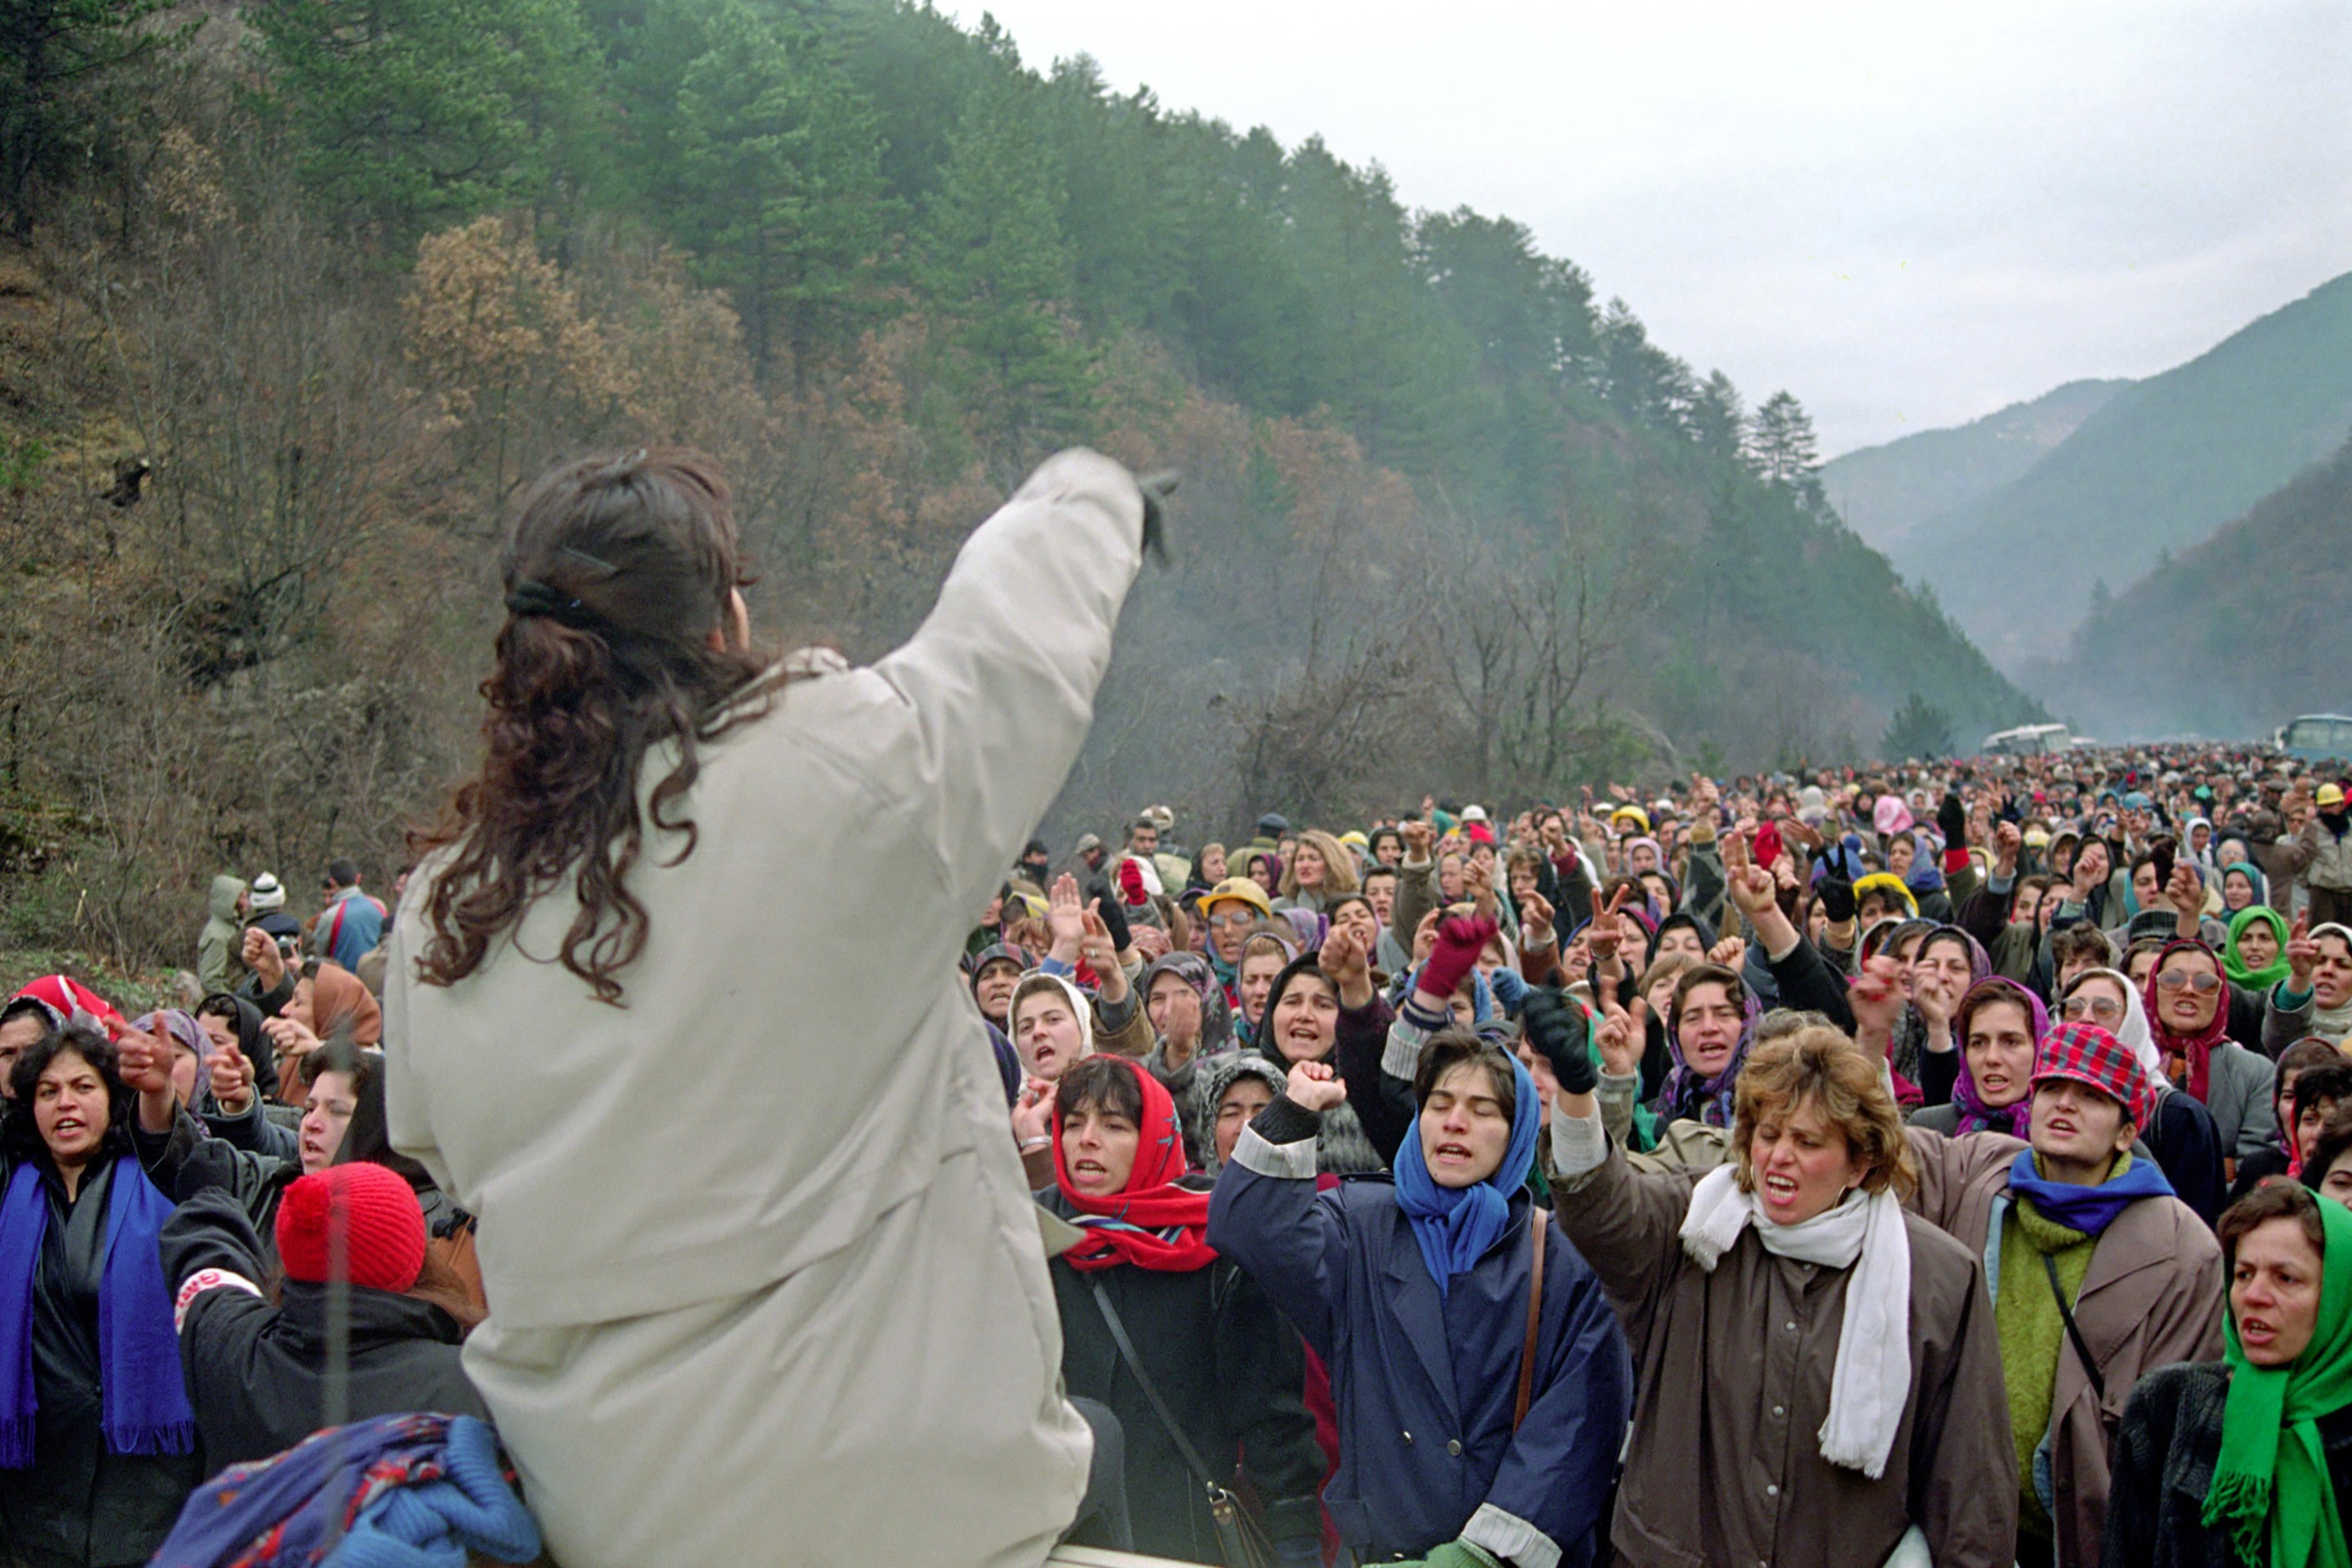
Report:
1054,1058,1216,1273
2146,938,2231,1104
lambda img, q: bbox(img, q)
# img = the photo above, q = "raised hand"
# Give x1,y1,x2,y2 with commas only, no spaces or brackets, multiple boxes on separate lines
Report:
211,1036,256,1115
1593,994,1648,1080
2288,908,2320,990
1411,909,1444,967
242,925,286,990
1464,856,1499,921
1991,820,2022,877
109,1015,175,1099
1046,873,1087,961
1723,832,1777,918
1284,1058,1348,1114
1401,819,1433,862
1418,913,1499,1006
261,1014,323,1083
1708,936,1747,968
1318,924,1373,1008
1847,955,1907,1043
1079,905,1127,1002
1518,889,1556,944
1012,1079,1058,1146
2166,863,2205,925
1522,988,1594,1094
1587,885,1630,963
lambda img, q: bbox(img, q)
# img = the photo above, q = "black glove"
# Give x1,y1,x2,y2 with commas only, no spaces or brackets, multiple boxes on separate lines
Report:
1095,887,1132,954
1521,987,1595,1094
1937,791,1967,852
173,1139,243,1206
1820,874,1857,925
1138,470,1178,564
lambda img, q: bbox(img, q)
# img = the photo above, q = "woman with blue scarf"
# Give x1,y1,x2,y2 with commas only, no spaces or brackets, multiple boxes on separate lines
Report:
0,1016,204,1567
1210,1005,1632,1568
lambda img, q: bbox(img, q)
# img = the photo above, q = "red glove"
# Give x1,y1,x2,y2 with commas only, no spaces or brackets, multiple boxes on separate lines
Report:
1118,857,1148,905
1419,915,1498,1003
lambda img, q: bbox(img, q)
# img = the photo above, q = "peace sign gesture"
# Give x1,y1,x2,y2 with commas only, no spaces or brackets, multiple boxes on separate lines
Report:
1593,991,1648,1080
1587,884,1633,963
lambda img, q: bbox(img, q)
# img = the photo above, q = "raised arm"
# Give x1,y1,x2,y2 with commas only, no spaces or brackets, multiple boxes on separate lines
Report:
870,450,1147,915
1205,1062,1352,1359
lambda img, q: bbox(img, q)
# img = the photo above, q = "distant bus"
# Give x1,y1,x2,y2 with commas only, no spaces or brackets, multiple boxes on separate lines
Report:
2278,714,2352,761
1982,722,2073,756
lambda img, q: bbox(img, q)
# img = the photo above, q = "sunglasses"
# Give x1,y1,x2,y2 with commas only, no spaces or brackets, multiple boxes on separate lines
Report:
2061,996,2124,1022
2155,970,2221,994
1207,912,1259,930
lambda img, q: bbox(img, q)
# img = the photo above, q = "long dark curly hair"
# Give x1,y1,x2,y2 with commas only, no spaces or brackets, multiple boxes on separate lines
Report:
410,448,792,1004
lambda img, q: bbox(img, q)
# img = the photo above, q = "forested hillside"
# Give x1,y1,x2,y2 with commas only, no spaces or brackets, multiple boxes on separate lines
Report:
0,0,2035,965
2024,433,2352,739
1820,378,2127,551
1896,270,2352,670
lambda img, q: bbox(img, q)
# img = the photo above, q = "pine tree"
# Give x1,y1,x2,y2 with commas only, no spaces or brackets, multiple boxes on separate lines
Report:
1881,693,1957,760
250,0,604,239
917,75,1094,483
671,2,897,380
1690,370,1745,463
1,0,179,234
1748,389,1826,511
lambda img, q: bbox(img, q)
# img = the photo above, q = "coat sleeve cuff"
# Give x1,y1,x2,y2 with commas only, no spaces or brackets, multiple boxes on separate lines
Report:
1232,1124,1318,1180
1550,1100,1609,1180
1384,1010,1434,1079
1462,1502,1559,1568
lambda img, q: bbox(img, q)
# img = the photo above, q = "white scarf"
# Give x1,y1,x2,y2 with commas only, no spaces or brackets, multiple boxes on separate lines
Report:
1680,1164,1913,1480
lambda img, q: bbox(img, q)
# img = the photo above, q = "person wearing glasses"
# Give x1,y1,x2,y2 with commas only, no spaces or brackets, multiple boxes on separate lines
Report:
2057,969,2229,1224
2140,939,2278,1178
1198,876,1275,1015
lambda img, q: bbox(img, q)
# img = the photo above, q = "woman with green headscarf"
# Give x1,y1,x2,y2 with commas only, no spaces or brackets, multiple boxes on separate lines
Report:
2225,906,2298,1050
2106,1179,2352,1568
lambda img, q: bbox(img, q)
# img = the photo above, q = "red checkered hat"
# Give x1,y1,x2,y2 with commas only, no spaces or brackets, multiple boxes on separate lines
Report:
2032,1021,2155,1131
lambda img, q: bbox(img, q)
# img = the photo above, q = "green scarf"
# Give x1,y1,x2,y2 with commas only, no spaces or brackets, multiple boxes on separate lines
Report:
2205,1196,2352,1568
2225,905,2295,990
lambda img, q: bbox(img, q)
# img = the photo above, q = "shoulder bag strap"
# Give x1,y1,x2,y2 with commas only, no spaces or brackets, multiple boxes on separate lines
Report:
1089,1277,1227,1493
2040,1250,2107,1402
1515,1205,1550,1429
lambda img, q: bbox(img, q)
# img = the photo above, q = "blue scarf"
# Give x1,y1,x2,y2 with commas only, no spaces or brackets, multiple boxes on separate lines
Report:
2006,1147,2175,1238
1393,1054,1540,1300
153,1412,542,1568
0,1155,194,1465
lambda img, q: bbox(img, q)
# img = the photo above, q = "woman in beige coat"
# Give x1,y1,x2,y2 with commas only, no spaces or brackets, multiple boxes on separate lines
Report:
384,448,1154,1568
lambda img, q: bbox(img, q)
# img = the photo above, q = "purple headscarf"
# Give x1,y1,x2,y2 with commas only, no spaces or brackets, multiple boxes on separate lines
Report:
1946,977,2050,1137
1660,980,1762,1129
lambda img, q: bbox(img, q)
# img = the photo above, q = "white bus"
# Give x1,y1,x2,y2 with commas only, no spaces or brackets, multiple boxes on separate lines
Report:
2278,714,2352,761
1981,722,2072,756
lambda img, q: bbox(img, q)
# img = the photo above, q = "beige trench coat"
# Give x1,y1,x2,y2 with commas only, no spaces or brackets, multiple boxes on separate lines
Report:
1906,1129,2225,1568
385,451,1146,1568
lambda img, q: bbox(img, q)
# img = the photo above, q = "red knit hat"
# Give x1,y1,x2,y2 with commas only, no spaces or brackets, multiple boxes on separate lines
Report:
6,975,121,1030
274,1164,427,1292
2032,1021,2156,1132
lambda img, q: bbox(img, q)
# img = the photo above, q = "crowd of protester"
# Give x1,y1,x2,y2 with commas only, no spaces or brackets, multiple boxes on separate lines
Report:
8,444,2352,1568
4,742,2349,1565
968,750,2352,1568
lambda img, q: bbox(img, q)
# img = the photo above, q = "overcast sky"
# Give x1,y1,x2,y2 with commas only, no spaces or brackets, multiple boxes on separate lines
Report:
954,1,2352,455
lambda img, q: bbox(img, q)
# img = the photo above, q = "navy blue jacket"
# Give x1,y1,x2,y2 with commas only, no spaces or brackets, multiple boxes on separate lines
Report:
1209,1137,1632,1565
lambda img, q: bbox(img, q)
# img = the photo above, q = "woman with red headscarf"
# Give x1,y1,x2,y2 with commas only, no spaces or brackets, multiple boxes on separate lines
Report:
1037,1055,1323,1565
2146,938,2278,1176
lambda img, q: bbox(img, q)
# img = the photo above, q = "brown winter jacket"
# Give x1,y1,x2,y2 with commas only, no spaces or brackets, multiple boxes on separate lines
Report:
1553,1141,2018,1568
1905,1128,2225,1568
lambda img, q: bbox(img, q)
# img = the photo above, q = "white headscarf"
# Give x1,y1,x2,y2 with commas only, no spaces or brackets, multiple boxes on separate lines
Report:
2068,967,2166,1094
